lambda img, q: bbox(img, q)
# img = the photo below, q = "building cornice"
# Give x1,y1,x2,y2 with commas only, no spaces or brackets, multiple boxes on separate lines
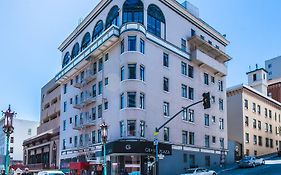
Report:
227,84,281,109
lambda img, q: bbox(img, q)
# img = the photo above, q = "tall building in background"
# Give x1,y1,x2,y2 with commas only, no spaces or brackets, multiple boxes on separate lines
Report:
227,68,281,162
23,78,61,172
0,118,38,169
55,0,231,174
265,56,281,80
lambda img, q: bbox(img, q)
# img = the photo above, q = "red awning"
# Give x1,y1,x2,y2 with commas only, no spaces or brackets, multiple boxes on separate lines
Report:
69,162,89,170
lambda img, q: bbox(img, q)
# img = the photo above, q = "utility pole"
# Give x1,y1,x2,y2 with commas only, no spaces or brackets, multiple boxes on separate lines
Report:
154,93,210,175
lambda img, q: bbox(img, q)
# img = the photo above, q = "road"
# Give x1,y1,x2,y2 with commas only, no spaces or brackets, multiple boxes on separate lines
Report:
219,159,281,175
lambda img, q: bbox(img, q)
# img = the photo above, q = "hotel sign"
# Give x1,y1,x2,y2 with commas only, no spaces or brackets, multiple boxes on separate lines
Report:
106,141,172,155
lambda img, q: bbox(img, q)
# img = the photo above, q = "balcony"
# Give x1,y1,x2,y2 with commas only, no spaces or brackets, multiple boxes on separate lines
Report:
190,48,227,76
82,92,96,106
73,113,95,130
120,22,146,35
73,102,83,110
188,35,231,63
74,80,84,89
84,69,97,83
55,25,120,84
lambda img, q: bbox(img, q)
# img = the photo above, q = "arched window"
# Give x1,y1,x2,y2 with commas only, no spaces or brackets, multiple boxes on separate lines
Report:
147,4,165,37
93,20,104,41
62,52,70,68
71,43,80,59
81,32,91,51
122,0,144,24
105,5,119,29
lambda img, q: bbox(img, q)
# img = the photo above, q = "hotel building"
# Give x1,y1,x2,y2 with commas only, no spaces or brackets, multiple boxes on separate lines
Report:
227,68,281,161
55,0,231,174
23,78,61,172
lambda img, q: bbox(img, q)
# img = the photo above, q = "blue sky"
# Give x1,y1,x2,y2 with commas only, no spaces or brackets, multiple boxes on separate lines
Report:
0,0,280,121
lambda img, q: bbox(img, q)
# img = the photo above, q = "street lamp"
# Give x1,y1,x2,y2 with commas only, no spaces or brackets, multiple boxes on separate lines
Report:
2,105,16,175
100,122,108,175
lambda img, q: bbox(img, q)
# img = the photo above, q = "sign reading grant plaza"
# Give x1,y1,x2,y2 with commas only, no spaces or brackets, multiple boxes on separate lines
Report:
105,140,172,155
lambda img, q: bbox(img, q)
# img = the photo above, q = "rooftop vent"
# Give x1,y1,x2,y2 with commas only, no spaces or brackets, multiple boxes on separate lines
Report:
180,1,199,18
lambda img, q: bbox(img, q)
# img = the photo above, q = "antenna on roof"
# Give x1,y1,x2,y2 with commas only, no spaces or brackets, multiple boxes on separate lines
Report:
256,64,258,69
78,17,83,26
249,65,251,71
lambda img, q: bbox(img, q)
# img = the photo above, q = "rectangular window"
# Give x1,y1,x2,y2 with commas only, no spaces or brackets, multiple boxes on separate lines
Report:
120,93,125,109
140,93,145,109
252,103,256,112
63,101,67,112
200,35,205,40
208,40,212,45
189,132,195,145
205,156,211,167
191,29,196,36
121,66,125,81
104,101,108,110
265,108,268,117
163,102,169,116
98,81,103,95
205,135,210,148
188,87,194,100
92,131,96,144
74,136,78,147
93,62,97,74
140,121,145,137
10,137,14,143
245,116,249,126
128,36,137,51
219,98,224,110
258,136,262,146
121,39,124,53
63,139,66,150
204,114,210,126
211,76,215,83
218,80,223,91
98,130,101,143
188,65,194,78
181,38,186,51
253,135,257,145
63,84,67,94
189,109,194,122
105,53,109,61
140,38,145,54
182,107,188,121
244,99,248,109
163,77,169,92
266,138,269,147
105,77,108,86
212,136,216,144
204,73,209,85
163,53,169,67
181,84,187,98
127,92,136,107
98,58,103,71
220,138,225,148
257,105,261,114
120,121,125,137
269,110,272,118
98,104,102,118
128,64,136,79
253,119,257,128
92,107,96,120
69,137,72,144
181,62,187,75
212,116,216,123
63,120,66,131
92,84,96,97
219,118,224,130
258,120,261,130
189,155,195,167
164,127,169,141
182,130,188,144
245,133,249,143
140,65,145,81
127,120,136,136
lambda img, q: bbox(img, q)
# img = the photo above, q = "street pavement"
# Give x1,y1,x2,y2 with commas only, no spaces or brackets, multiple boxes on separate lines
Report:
218,158,281,175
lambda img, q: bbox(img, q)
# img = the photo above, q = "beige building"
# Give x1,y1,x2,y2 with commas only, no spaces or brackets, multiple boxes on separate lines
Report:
23,78,61,172
227,68,281,161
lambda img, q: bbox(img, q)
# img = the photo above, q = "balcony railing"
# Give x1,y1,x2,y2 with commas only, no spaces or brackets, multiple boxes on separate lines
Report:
188,35,231,63
55,25,120,83
73,113,96,130
120,22,146,34
72,91,96,109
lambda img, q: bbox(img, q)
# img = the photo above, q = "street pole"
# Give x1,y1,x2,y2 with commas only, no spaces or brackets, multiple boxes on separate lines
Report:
154,130,159,175
5,133,10,175
103,142,107,175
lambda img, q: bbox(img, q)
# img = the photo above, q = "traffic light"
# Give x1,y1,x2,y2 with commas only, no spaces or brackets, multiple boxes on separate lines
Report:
202,92,211,109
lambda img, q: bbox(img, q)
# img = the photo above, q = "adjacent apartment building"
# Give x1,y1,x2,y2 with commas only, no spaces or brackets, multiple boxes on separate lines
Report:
23,78,61,172
0,118,38,169
265,55,281,80
227,68,281,162
55,0,231,174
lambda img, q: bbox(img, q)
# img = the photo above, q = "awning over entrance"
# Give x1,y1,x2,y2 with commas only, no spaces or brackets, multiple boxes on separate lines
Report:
105,140,172,155
69,162,89,170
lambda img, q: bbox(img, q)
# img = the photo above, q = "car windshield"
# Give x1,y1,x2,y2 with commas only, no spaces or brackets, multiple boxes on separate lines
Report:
185,169,195,173
242,157,252,160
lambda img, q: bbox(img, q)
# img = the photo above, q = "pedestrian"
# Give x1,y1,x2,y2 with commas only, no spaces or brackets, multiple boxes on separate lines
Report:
1,169,5,175
22,168,30,175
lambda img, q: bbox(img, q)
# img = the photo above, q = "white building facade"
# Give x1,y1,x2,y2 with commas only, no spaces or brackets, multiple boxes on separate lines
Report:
55,1,231,174
0,118,38,168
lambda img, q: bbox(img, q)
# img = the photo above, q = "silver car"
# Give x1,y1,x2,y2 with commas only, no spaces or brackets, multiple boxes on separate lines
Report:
239,156,265,168
180,168,217,175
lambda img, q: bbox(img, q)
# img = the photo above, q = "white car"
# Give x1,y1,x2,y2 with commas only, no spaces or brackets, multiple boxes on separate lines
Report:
38,170,65,175
181,168,217,175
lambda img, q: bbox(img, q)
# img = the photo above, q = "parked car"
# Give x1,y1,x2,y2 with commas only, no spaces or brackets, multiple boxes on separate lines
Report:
38,171,65,175
239,156,265,168
180,168,217,175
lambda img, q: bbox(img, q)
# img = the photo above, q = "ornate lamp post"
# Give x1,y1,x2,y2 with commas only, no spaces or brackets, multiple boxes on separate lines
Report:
100,122,108,175
2,105,16,175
